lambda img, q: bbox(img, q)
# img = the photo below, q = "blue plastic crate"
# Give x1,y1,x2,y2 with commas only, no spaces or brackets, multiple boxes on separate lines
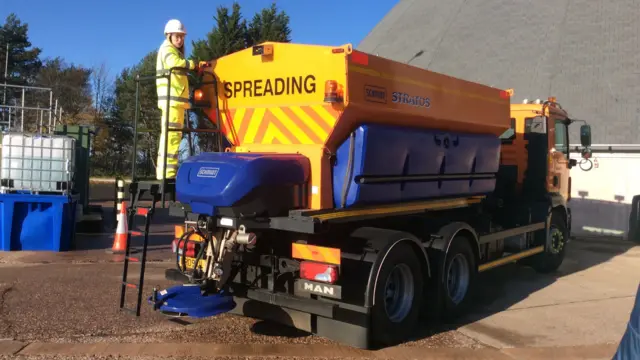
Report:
0,193,77,251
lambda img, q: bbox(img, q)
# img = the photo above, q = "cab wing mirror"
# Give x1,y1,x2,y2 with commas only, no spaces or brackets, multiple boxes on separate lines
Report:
580,124,592,147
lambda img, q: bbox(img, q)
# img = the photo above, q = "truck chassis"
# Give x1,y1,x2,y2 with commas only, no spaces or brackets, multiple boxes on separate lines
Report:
158,192,569,349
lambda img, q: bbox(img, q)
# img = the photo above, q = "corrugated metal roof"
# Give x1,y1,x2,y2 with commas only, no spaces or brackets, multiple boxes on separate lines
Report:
357,0,640,144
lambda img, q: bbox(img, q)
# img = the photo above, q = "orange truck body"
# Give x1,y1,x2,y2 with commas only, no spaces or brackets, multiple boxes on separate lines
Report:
197,42,512,210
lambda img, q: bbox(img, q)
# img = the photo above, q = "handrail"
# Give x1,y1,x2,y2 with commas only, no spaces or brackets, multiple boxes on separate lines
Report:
131,66,222,207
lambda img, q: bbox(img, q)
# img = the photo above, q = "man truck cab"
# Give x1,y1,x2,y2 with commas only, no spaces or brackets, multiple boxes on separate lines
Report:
499,97,592,203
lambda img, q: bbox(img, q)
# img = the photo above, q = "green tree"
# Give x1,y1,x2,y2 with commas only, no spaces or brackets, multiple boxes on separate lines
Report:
245,3,292,46
189,1,292,152
36,57,93,126
108,51,164,178
0,13,42,86
0,13,43,127
91,85,135,177
191,2,248,62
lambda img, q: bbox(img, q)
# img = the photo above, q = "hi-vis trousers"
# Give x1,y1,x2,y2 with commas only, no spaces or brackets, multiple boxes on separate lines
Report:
156,106,184,180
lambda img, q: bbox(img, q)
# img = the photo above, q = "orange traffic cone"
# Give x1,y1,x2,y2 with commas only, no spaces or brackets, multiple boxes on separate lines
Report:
107,201,130,254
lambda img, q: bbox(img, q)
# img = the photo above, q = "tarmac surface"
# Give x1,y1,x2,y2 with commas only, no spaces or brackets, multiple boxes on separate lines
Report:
0,183,637,359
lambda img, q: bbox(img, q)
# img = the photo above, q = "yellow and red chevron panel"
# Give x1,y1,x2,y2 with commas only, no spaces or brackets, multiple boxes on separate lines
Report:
217,105,341,146
291,243,341,265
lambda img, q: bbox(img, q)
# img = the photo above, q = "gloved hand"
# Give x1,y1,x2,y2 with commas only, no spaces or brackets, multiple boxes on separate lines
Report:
196,61,211,75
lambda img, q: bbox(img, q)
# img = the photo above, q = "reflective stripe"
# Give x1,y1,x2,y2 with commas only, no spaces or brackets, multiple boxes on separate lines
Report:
163,51,173,64
167,122,182,128
158,96,189,103
156,69,188,77
158,153,180,159
167,164,179,169
156,40,190,107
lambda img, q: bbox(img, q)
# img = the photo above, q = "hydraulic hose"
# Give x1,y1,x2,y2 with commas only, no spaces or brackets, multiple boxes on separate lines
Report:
176,227,212,280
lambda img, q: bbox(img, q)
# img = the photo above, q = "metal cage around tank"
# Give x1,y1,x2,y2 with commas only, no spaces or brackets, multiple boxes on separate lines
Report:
128,66,224,208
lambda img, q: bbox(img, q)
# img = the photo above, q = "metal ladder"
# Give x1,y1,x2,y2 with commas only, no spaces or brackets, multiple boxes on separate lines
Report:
118,181,165,316
117,66,223,316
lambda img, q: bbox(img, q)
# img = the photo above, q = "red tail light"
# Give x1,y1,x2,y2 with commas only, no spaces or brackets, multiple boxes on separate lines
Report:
300,261,338,284
172,238,199,258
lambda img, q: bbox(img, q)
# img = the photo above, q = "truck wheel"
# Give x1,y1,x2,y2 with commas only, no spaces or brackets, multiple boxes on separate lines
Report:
371,241,424,346
529,211,567,273
433,235,477,319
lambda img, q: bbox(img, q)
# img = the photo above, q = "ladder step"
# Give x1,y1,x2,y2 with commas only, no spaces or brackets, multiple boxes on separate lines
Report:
136,207,150,216
125,256,140,262
121,307,138,315
123,282,139,289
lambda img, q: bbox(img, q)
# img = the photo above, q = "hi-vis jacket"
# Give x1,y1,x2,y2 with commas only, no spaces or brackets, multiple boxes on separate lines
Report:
156,39,196,109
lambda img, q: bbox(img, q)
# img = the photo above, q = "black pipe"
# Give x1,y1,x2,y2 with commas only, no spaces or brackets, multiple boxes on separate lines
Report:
355,173,496,184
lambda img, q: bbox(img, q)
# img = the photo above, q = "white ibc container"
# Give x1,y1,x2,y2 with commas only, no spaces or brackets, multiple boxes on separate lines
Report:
0,132,75,193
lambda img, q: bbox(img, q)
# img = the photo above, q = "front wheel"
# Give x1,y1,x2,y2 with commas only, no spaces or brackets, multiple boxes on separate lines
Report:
528,211,568,273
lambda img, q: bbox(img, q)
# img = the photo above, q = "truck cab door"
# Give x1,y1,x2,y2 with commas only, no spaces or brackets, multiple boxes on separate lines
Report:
547,116,571,199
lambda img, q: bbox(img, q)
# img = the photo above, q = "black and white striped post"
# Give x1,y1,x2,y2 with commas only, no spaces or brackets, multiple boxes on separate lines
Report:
113,177,125,229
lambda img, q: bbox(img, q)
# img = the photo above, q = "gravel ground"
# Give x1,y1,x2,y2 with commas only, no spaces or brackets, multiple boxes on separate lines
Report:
0,251,480,351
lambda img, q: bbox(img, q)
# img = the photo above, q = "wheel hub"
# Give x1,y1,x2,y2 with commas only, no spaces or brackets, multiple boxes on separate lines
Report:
446,253,469,305
383,263,414,323
549,226,564,254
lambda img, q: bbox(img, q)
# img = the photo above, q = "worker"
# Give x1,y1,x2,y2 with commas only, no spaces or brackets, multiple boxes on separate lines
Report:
155,19,209,180
613,282,640,359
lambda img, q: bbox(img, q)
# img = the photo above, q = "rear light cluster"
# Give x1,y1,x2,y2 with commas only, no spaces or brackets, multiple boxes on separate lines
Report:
300,261,339,284
171,238,201,258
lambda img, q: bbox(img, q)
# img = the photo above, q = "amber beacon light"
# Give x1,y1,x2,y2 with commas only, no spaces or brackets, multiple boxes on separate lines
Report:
324,80,342,103
194,89,204,101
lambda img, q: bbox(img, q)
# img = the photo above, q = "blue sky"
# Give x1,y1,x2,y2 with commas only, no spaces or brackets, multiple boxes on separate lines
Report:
1,0,398,81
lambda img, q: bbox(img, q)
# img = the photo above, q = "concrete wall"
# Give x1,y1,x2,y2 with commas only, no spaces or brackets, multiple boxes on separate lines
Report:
569,152,640,239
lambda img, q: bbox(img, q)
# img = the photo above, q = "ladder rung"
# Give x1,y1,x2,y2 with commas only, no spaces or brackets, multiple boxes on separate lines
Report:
136,207,150,216
121,307,138,315
126,256,140,262
123,282,139,289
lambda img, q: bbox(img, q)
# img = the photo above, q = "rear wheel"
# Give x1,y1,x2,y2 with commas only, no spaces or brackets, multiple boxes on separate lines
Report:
442,237,476,316
427,235,477,320
371,241,423,346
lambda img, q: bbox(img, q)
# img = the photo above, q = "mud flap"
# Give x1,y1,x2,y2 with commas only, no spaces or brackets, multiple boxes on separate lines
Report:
148,284,236,318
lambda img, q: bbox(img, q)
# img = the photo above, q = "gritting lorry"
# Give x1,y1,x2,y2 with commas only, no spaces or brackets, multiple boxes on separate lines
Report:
142,42,593,349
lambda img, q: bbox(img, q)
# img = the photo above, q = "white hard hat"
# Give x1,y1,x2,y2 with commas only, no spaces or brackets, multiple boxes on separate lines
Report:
164,19,187,35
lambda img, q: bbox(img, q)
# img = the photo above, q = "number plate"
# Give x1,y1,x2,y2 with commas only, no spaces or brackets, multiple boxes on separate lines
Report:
178,256,207,270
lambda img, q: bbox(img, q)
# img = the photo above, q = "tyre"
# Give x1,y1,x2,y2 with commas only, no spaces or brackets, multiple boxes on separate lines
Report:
528,211,567,273
371,241,424,346
436,235,477,318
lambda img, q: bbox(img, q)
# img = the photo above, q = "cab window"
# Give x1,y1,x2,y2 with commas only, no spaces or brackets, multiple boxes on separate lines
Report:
524,116,546,140
499,118,516,143
554,119,569,157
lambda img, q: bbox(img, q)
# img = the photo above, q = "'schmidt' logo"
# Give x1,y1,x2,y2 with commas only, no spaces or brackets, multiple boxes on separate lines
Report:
197,167,219,178
364,85,387,104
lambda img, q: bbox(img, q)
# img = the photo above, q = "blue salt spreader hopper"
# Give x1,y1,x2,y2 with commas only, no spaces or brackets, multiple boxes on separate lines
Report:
148,284,236,318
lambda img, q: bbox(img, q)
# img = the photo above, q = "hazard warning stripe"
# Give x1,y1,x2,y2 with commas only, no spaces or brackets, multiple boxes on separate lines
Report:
225,105,340,145
291,243,341,265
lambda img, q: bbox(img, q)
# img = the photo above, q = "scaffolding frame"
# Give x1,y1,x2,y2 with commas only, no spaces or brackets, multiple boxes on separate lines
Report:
0,83,64,134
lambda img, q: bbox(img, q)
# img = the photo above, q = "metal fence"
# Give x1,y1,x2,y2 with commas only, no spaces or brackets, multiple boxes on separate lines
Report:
0,83,63,133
